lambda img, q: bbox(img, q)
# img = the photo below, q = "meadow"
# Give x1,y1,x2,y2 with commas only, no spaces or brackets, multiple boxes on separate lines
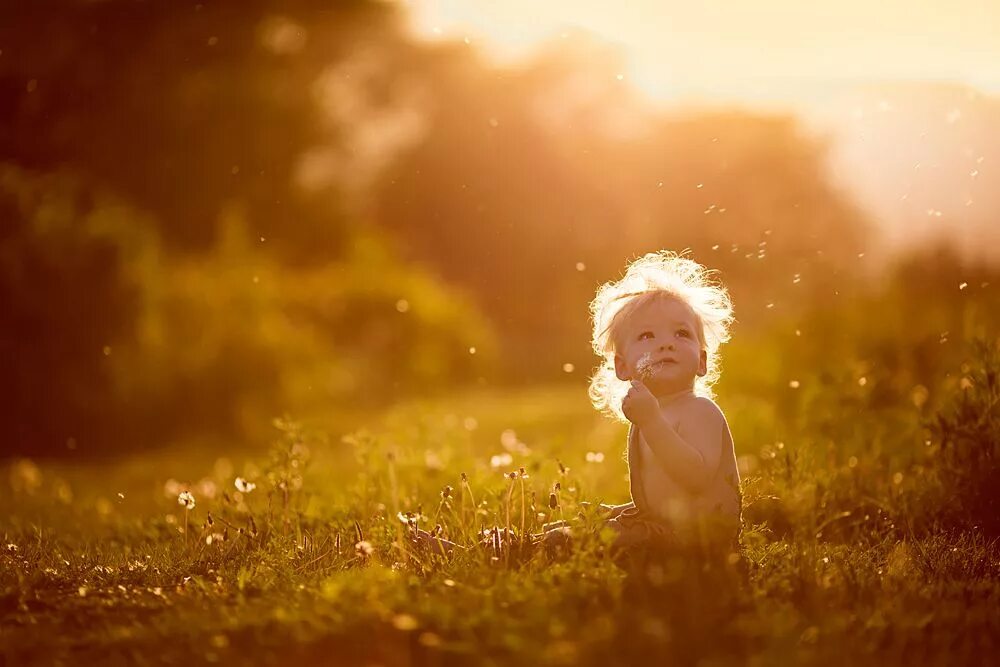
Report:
3,286,998,666
4,3,1000,665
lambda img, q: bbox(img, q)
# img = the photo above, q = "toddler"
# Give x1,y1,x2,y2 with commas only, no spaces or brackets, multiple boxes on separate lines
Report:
547,250,742,555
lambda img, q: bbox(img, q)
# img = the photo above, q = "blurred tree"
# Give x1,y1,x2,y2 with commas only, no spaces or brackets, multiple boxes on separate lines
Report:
0,164,151,455
370,34,870,377
0,164,493,458
0,1,501,458
0,0,404,260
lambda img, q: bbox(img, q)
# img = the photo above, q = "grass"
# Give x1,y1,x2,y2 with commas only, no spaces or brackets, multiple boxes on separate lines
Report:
2,341,999,666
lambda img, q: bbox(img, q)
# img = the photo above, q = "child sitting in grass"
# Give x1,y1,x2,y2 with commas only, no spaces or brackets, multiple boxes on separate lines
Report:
545,250,742,556
414,251,741,559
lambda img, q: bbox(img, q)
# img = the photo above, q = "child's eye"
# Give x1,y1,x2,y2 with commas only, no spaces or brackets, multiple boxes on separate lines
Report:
638,331,654,341
676,329,690,338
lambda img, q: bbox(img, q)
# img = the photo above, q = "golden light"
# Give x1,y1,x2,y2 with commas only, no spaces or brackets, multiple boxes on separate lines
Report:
405,0,1000,107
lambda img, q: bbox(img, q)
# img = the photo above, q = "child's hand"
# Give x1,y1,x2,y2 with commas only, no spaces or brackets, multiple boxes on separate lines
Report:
621,379,661,426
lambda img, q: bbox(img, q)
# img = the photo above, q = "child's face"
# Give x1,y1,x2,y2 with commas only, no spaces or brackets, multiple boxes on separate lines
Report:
613,296,708,395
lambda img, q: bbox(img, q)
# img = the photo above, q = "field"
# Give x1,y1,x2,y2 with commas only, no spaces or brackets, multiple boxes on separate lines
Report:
5,2,1000,665
3,334,999,666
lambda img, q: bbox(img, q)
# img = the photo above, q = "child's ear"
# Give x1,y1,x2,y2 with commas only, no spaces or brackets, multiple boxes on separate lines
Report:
614,354,631,381
697,349,708,377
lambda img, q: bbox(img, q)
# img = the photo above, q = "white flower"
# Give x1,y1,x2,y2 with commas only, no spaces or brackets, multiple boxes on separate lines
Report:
234,477,256,493
177,491,195,510
355,540,374,556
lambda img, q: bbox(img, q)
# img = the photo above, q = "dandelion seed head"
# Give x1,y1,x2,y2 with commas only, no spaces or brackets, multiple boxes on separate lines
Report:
177,491,195,510
235,477,256,493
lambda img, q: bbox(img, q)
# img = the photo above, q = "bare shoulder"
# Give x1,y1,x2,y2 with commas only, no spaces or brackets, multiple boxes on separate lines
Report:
680,396,726,423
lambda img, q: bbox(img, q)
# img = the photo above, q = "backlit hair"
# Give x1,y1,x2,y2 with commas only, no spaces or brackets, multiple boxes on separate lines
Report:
588,251,734,421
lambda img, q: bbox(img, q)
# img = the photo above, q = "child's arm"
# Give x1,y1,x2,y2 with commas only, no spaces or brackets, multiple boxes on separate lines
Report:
622,382,723,493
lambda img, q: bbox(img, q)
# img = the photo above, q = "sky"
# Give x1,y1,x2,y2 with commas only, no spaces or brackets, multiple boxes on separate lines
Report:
403,0,1000,106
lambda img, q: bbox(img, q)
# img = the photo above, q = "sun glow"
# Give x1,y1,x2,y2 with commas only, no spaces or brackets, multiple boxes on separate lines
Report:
405,0,1000,106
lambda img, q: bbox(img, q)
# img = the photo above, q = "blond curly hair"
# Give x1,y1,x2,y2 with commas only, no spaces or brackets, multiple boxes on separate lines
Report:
588,251,734,422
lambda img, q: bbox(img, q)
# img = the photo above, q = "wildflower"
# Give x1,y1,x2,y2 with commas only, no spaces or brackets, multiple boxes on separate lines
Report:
549,492,559,509
460,472,468,483
235,477,256,493
507,471,518,481
177,491,195,510
557,459,569,476
440,485,453,500
206,532,224,545
355,540,374,557
518,467,529,479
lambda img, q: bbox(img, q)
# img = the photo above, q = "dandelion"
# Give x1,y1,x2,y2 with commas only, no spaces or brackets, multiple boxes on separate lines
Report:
235,477,256,493
635,352,656,380
177,491,195,510
177,491,195,547
355,540,374,557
